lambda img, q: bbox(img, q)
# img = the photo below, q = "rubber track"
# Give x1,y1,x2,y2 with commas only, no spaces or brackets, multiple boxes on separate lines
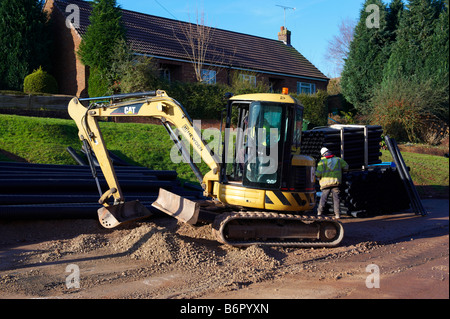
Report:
212,211,344,248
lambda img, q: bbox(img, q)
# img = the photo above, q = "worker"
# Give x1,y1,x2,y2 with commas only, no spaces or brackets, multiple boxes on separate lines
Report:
316,147,349,219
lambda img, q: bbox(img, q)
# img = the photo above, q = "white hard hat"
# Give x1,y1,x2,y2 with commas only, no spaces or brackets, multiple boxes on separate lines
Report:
320,147,329,156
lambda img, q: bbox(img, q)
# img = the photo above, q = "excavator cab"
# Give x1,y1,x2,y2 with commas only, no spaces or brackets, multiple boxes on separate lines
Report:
217,92,316,213
226,94,305,191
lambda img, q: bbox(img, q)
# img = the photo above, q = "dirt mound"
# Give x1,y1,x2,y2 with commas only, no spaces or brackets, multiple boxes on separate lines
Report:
0,199,448,299
107,221,281,287
69,234,109,254
111,223,218,270
8,218,282,286
225,245,280,270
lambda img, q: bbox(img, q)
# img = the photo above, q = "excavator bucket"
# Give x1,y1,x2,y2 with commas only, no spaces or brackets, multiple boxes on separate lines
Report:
152,189,199,225
98,200,152,229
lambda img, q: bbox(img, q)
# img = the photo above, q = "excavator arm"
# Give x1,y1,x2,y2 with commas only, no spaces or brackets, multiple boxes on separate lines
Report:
68,90,220,227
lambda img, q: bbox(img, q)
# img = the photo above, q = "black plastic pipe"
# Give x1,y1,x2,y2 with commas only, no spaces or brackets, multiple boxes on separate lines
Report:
391,138,427,216
66,147,88,166
0,179,176,194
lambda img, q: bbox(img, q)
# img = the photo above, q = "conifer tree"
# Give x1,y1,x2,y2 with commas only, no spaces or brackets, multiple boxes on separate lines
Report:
424,0,449,120
340,0,390,113
77,0,125,70
77,0,126,96
423,0,448,89
383,0,444,82
385,0,405,45
0,0,51,90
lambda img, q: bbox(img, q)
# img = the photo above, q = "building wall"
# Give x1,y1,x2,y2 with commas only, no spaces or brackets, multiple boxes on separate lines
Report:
156,58,328,94
44,0,89,97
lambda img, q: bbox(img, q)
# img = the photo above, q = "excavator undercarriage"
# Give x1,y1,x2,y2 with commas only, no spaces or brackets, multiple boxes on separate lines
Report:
151,189,343,248
213,212,343,248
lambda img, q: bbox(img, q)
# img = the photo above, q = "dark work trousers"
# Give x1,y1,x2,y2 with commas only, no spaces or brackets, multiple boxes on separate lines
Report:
318,186,341,216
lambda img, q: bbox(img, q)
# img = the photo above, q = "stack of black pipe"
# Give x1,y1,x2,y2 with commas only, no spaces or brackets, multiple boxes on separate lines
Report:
321,165,411,217
300,125,383,169
302,125,413,217
0,149,204,220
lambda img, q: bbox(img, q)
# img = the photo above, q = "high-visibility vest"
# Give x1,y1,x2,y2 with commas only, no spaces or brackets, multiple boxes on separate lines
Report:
250,124,272,147
316,156,349,189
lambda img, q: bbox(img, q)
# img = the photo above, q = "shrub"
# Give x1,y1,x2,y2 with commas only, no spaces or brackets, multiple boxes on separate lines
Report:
292,90,329,129
23,67,58,94
370,77,448,142
118,56,160,94
88,67,111,98
229,71,270,95
165,81,228,120
371,98,421,141
419,116,449,146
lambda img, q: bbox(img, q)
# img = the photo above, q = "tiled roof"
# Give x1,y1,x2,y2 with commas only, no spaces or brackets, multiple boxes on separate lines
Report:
53,0,328,81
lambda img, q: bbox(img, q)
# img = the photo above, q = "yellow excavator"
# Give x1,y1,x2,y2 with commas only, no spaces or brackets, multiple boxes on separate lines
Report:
68,89,343,247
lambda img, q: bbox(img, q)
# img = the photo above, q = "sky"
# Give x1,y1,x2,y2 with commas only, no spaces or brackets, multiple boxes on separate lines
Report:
116,0,368,78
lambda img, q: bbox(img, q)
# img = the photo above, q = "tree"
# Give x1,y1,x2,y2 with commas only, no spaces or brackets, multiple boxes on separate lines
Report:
423,0,448,91
340,0,391,113
0,0,51,91
383,0,443,82
424,0,449,122
385,0,405,47
381,0,448,123
77,0,126,96
175,11,230,83
324,17,356,77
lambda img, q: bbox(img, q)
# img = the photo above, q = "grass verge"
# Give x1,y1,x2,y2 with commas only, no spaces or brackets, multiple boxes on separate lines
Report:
381,150,449,198
0,114,208,183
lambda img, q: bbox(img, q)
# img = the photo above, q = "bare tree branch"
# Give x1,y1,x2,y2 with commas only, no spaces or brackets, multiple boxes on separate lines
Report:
174,10,236,83
325,17,356,77
175,11,216,82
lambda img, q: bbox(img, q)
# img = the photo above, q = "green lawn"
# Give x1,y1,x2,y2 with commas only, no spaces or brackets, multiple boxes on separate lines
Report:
0,114,208,183
381,150,449,198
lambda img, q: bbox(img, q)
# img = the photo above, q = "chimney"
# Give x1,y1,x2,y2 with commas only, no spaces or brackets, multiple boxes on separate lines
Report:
278,26,291,46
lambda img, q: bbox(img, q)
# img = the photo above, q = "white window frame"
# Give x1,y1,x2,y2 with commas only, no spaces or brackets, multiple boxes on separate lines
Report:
201,69,216,84
297,82,316,95
160,67,171,82
239,74,257,87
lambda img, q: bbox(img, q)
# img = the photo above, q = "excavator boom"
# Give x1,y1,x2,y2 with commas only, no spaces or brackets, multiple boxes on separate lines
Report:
68,90,219,228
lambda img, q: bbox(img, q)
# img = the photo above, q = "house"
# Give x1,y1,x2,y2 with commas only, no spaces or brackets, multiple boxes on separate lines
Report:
43,0,329,98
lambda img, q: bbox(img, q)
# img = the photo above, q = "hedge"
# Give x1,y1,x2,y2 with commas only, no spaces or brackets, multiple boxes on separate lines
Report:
156,81,329,125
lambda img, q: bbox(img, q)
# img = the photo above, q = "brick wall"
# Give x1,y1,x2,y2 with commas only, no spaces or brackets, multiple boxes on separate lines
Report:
44,0,89,98
157,58,328,93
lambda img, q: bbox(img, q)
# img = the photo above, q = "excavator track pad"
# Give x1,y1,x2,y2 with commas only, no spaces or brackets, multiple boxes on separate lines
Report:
212,211,344,248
